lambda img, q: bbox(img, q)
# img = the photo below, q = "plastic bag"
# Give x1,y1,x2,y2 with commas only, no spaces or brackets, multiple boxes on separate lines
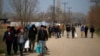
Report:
36,44,41,53
24,40,29,48
75,32,78,38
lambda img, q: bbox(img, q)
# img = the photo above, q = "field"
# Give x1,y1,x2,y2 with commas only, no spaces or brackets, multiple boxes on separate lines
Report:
0,28,6,54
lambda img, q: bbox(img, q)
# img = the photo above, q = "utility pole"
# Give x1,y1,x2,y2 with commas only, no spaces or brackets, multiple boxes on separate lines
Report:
67,7,72,23
62,2,67,24
52,0,56,23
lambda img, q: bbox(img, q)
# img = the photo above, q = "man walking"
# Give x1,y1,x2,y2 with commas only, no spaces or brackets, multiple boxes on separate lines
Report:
84,26,88,38
90,26,95,38
55,26,61,38
66,25,71,38
11,27,18,54
71,25,76,38
37,25,48,56
28,24,37,52
3,26,14,55
80,25,85,37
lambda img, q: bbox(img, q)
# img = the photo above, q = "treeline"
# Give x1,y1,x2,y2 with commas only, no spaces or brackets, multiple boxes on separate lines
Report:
88,5,100,30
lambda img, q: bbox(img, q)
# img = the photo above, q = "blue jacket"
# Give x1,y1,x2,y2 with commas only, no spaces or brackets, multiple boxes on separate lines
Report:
81,26,84,31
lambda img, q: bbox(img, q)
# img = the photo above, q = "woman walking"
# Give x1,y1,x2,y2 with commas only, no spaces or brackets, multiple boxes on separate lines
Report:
18,29,25,56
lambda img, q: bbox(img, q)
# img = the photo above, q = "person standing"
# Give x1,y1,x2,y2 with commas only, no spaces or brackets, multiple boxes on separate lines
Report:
11,27,18,54
80,25,85,37
90,26,95,38
71,25,76,38
3,26,13,55
66,25,71,38
84,26,88,38
28,24,37,52
37,25,48,56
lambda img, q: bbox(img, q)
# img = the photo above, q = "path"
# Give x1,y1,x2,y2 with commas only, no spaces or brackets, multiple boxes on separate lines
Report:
25,27,100,56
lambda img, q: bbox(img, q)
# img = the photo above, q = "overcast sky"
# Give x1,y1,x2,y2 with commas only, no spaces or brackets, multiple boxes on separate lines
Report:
3,0,91,15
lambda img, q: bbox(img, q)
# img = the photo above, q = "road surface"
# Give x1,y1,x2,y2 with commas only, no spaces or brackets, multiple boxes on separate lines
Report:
21,27,100,56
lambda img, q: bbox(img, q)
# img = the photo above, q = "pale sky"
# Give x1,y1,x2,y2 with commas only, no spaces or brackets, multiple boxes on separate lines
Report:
3,0,91,15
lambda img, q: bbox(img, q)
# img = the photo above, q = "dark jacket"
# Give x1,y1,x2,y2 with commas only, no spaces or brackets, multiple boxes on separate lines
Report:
72,27,76,33
66,26,71,32
37,29,48,42
84,26,88,33
48,27,52,33
12,29,18,43
28,27,37,40
3,31,14,42
55,26,60,33
90,27,95,33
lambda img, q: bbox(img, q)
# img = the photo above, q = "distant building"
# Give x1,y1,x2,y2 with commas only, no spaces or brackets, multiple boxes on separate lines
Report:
0,18,10,24
10,21,50,27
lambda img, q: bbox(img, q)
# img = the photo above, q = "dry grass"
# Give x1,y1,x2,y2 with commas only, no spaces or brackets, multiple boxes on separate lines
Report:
0,28,6,54
96,29,100,37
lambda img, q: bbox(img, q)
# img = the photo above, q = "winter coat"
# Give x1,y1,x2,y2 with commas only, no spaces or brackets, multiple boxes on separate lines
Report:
37,29,48,42
28,27,37,40
66,26,71,32
90,27,95,33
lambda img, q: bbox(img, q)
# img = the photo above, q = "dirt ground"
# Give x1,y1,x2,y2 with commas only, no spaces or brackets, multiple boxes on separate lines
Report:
16,27,100,56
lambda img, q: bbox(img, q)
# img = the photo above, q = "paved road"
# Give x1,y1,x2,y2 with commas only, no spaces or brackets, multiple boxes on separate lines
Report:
26,27,100,56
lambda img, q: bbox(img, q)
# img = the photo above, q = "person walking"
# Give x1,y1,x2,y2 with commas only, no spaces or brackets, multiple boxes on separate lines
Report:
66,25,71,38
23,27,29,52
80,25,85,37
48,25,52,38
55,26,61,38
3,26,14,55
28,24,37,52
18,29,25,56
90,26,95,38
37,25,48,56
43,26,49,51
84,26,88,38
71,25,76,38
11,27,18,55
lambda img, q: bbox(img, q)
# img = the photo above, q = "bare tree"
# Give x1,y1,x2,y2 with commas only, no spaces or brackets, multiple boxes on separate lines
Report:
9,0,38,27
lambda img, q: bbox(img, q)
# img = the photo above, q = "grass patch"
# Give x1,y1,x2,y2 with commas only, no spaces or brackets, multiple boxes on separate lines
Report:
96,29,100,37
0,28,6,54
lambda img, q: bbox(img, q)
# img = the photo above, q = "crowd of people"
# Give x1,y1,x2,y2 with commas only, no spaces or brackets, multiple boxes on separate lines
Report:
3,25,49,56
2,24,95,56
66,25,95,38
